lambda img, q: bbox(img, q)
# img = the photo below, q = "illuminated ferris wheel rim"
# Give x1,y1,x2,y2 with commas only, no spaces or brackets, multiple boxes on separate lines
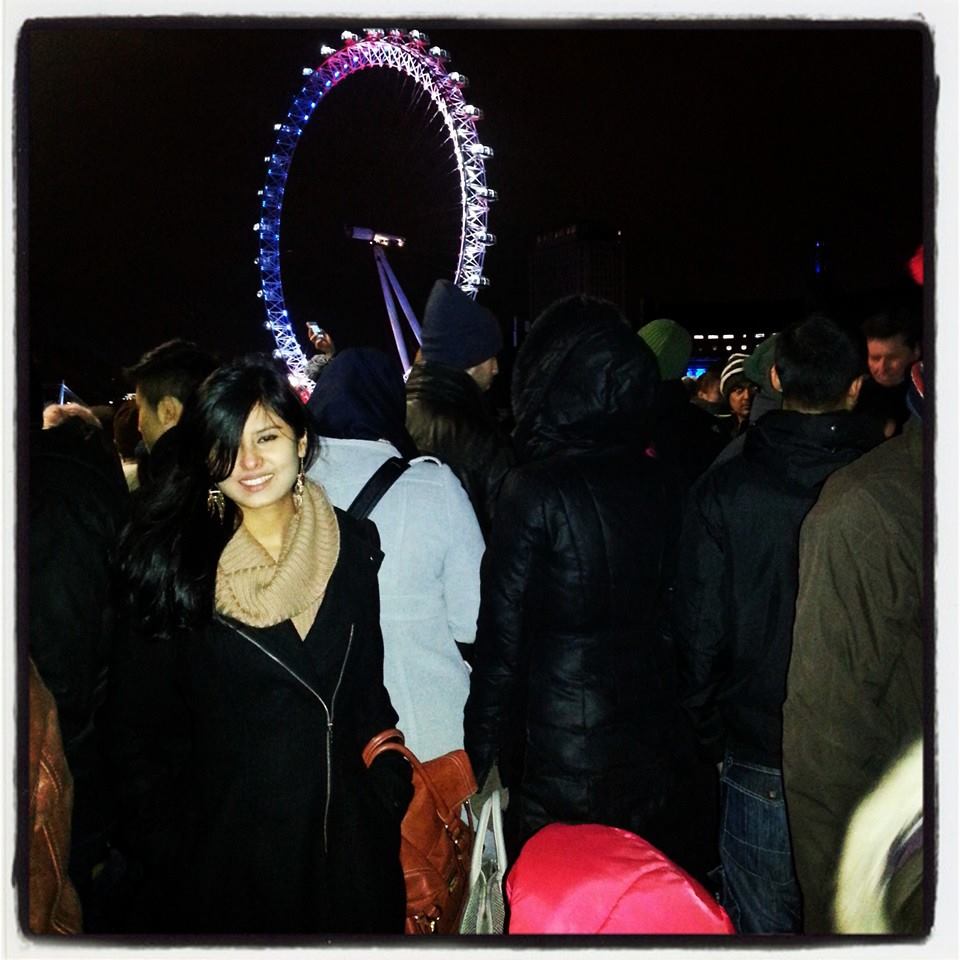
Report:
255,27,496,387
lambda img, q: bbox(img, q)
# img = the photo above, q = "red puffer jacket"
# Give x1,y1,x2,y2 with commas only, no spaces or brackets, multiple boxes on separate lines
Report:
506,823,734,935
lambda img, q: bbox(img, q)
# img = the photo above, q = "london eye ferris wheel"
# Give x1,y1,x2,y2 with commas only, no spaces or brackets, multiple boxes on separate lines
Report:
254,27,496,390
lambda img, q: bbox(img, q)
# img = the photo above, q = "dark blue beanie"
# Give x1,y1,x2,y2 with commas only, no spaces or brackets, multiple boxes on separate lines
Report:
420,279,502,369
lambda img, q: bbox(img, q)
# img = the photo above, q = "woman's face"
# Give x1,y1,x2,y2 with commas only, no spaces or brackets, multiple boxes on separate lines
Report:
217,403,306,517
728,384,756,422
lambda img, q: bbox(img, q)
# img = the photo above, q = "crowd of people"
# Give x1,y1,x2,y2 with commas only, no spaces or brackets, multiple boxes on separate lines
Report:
24,266,926,938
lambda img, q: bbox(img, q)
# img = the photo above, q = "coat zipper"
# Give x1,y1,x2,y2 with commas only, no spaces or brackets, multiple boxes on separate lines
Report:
214,616,354,854
324,624,353,853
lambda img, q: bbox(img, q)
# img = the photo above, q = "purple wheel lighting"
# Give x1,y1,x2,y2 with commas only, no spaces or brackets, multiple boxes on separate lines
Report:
255,28,495,388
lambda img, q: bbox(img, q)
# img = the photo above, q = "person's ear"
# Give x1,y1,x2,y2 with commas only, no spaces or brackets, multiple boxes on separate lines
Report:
156,395,183,428
846,374,865,409
297,434,307,458
769,365,783,393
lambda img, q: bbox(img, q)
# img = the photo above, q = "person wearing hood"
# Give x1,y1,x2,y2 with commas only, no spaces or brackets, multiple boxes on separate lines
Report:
306,348,484,760
405,279,515,538
463,295,710,879
673,313,885,934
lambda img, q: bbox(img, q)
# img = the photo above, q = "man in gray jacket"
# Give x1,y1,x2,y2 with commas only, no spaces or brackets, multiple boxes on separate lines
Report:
782,363,925,933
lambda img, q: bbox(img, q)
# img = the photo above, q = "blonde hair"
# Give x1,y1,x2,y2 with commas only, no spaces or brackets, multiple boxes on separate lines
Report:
834,738,923,934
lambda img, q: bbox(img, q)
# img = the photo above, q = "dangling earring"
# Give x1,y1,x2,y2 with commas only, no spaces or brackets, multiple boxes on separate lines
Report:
207,487,225,522
293,457,305,512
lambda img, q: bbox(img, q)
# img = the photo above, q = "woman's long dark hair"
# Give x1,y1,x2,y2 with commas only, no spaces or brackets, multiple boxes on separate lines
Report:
119,355,319,639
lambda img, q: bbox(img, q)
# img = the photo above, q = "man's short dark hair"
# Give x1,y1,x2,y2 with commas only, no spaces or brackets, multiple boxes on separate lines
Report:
775,313,866,410
862,288,922,350
696,367,721,391
123,339,217,408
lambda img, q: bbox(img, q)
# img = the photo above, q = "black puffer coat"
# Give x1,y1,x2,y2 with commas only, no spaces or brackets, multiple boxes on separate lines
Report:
463,297,698,860
405,360,514,537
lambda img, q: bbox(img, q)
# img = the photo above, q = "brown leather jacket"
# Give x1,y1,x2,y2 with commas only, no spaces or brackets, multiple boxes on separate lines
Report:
28,660,83,934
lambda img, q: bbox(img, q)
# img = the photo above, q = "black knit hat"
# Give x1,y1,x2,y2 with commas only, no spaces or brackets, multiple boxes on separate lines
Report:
420,279,502,369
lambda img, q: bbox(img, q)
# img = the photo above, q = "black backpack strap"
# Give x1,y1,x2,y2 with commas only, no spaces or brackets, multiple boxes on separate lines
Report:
346,457,410,520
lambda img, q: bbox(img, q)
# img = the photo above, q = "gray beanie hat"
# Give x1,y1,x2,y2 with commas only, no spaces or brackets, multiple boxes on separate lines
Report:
420,280,502,369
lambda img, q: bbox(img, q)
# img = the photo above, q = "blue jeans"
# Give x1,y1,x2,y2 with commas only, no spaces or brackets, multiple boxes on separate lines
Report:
719,754,802,934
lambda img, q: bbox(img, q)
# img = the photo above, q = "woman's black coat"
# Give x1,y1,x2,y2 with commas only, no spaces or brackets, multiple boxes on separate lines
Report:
106,510,410,935
463,299,701,864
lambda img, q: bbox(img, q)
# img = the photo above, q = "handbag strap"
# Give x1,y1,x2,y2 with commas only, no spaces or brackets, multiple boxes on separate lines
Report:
362,729,468,833
362,727,406,765
347,457,410,520
468,789,507,884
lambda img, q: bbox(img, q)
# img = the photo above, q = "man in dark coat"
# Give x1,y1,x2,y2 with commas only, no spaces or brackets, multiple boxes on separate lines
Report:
782,363,925,933
29,403,129,924
711,333,782,470
405,279,514,537
123,339,217,489
855,285,922,437
464,295,713,880
673,312,884,933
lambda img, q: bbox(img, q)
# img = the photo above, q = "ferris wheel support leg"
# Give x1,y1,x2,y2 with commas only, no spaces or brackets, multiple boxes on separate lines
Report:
373,246,412,371
376,248,423,345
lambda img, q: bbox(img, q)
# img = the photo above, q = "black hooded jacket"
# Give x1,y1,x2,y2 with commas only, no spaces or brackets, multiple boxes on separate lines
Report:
307,348,419,460
673,409,884,766
463,299,695,857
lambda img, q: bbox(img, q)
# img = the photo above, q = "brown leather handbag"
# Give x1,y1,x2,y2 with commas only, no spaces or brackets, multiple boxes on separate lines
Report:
363,729,477,934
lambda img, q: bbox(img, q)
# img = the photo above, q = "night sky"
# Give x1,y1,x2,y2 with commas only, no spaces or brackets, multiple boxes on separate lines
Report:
19,18,927,402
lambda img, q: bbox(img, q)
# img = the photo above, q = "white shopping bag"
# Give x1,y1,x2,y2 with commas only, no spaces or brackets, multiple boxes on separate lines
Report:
459,789,507,934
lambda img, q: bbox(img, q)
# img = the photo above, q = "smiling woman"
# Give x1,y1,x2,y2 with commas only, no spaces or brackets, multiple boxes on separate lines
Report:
106,355,412,934
216,404,308,556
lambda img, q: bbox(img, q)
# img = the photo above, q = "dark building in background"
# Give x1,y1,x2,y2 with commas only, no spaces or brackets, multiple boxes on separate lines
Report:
529,223,625,322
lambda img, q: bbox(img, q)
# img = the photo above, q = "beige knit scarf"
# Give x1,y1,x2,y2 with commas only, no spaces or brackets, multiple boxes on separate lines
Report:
215,480,340,639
